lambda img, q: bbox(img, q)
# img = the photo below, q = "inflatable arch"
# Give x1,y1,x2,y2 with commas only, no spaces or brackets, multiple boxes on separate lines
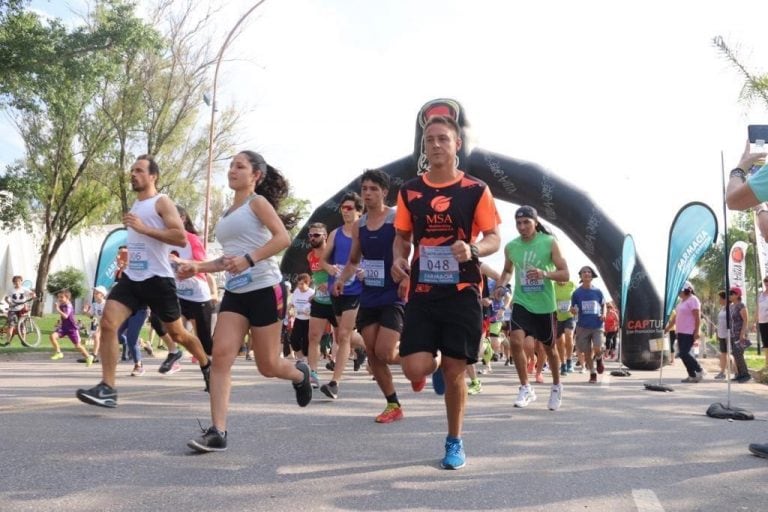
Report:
281,98,664,370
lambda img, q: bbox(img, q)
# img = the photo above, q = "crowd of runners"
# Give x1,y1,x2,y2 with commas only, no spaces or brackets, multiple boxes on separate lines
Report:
15,115,761,468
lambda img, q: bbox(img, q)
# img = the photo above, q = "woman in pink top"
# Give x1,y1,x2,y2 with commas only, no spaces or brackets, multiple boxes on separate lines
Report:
675,282,704,383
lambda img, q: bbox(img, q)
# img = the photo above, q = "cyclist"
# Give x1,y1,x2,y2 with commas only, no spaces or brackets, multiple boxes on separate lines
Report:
4,275,35,342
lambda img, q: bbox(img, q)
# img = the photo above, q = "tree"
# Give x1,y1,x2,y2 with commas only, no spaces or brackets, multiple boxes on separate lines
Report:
713,36,768,110
713,36,768,330
96,0,240,219
0,1,158,315
1,1,259,316
46,266,88,300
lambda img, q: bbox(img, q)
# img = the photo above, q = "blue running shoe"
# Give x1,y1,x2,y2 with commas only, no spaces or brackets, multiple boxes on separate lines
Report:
432,367,445,395
441,437,465,469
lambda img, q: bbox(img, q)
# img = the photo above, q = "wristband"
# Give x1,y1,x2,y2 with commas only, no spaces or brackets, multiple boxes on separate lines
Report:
470,244,480,260
729,168,747,182
243,253,256,267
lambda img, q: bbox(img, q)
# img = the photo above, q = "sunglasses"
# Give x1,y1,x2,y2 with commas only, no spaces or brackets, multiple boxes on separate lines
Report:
308,233,324,238
340,205,358,212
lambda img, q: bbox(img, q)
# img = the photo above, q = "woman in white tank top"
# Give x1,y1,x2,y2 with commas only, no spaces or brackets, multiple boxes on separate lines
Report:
177,151,313,453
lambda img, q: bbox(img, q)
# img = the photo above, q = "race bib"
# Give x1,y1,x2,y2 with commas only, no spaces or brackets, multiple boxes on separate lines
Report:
580,300,601,315
177,285,194,297
226,270,253,291
419,245,459,284
364,259,385,287
128,243,148,271
521,270,544,293
557,300,571,313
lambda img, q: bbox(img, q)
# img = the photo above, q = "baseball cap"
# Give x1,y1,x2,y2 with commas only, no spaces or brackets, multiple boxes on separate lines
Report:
93,285,108,296
515,205,538,221
729,286,742,297
682,281,695,293
578,265,599,279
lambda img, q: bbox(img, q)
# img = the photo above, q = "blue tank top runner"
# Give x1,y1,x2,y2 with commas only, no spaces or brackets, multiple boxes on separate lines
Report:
359,210,402,307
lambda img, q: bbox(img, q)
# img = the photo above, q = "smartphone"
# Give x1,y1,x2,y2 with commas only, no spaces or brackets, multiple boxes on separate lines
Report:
748,125,768,144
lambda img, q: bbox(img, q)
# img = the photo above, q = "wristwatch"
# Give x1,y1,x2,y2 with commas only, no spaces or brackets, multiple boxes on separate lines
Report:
243,253,256,267
469,244,480,260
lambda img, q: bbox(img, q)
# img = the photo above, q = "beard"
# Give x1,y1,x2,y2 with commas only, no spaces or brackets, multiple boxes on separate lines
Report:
309,239,324,249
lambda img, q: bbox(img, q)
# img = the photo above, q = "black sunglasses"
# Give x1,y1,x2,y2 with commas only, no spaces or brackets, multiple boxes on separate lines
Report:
308,233,324,238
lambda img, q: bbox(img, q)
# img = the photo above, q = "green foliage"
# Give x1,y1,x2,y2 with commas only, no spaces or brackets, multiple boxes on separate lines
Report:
696,211,761,321
283,195,312,238
709,37,768,323
0,161,39,230
46,266,87,299
713,36,768,111
0,1,256,313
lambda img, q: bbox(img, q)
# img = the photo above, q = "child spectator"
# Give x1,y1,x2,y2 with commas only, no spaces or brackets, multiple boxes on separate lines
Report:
80,285,107,363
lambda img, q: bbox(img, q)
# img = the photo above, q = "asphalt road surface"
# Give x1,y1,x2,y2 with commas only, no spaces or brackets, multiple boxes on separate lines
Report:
1,352,766,512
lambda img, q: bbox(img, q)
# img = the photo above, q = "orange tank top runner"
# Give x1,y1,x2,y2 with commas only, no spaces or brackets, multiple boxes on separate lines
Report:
394,171,499,301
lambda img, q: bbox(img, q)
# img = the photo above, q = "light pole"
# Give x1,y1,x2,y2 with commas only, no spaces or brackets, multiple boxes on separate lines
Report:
203,0,269,248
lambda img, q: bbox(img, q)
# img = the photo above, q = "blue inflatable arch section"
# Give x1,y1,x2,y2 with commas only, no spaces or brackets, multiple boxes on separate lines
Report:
281,99,664,370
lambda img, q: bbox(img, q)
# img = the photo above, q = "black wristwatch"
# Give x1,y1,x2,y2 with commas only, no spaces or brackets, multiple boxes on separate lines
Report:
729,168,747,182
469,244,480,260
243,253,256,267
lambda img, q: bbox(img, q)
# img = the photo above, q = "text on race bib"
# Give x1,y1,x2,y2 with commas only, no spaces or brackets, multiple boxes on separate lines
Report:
363,260,385,287
419,245,459,284
226,270,253,291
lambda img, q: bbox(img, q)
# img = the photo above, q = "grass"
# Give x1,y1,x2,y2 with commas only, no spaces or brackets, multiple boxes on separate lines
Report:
705,339,767,371
0,313,154,354
745,349,766,370
5,319,768,372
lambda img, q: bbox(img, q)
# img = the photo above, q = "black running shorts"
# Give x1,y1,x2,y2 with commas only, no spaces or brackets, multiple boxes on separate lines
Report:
356,303,405,333
219,283,286,327
400,289,482,364
509,303,556,346
108,275,181,323
310,301,338,327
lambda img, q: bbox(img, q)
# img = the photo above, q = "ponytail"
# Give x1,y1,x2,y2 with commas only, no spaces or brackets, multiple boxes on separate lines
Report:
255,164,299,230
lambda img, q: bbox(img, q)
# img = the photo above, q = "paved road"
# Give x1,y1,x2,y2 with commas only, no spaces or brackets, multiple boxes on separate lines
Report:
0,352,766,512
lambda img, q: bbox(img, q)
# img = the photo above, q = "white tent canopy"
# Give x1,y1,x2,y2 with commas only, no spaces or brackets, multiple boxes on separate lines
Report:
0,224,122,311
0,224,225,312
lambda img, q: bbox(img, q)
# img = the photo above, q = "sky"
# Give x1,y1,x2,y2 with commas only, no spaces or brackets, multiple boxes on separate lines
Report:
4,0,768,299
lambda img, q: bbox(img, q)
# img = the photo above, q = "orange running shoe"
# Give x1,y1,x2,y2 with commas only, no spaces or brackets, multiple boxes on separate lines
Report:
375,404,404,424
411,377,427,392
526,359,535,375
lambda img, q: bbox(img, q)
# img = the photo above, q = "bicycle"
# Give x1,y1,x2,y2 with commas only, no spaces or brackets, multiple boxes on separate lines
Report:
0,298,41,348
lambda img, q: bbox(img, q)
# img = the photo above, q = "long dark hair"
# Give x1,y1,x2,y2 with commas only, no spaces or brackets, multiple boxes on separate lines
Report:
176,205,198,235
240,150,299,230
535,221,553,236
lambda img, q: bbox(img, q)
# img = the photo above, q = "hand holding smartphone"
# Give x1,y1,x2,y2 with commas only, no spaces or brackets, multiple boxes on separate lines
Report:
747,125,768,173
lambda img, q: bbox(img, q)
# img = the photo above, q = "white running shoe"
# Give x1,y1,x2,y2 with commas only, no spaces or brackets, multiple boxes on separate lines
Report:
548,384,562,411
514,385,537,408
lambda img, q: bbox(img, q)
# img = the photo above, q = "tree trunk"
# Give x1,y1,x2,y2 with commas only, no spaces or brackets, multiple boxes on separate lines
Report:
32,238,52,317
